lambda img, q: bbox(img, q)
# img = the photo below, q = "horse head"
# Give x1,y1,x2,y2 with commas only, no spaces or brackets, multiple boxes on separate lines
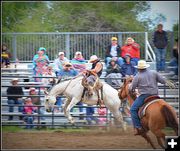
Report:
44,90,57,112
118,76,135,101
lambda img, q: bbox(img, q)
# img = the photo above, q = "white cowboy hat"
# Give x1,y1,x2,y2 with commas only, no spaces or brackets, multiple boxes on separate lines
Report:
134,60,150,69
11,78,19,82
89,55,98,63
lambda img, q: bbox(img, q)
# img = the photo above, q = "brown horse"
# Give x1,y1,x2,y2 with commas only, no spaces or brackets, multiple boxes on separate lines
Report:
118,77,178,149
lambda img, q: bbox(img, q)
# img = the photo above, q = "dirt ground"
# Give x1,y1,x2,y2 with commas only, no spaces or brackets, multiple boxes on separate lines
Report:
2,127,175,150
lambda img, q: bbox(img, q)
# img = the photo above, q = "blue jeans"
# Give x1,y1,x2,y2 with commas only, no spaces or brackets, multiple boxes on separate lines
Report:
130,94,151,128
7,99,23,120
169,58,178,75
155,48,166,71
24,116,34,129
131,58,139,65
105,57,124,67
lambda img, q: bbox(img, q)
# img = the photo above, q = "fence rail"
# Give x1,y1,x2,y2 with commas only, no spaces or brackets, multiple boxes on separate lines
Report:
2,32,175,62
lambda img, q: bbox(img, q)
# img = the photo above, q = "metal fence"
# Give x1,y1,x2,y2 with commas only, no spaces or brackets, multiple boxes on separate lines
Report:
2,32,175,62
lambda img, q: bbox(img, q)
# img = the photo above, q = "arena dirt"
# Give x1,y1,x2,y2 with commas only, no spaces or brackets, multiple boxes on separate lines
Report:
2,127,175,149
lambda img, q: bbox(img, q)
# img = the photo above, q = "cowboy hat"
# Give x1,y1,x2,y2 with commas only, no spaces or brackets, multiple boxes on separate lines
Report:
89,55,99,63
64,62,72,67
134,60,150,69
11,78,19,82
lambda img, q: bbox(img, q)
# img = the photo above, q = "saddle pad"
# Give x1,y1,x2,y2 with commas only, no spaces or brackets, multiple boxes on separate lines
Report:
138,99,160,119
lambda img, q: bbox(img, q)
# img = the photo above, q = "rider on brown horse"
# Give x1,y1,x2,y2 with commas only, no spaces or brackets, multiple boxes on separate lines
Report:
129,60,167,135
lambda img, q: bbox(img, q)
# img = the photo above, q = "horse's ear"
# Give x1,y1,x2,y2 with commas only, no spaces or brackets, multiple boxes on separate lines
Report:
44,90,49,95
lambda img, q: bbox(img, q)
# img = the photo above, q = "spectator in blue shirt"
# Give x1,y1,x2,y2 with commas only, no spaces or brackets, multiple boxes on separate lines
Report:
121,53,137,77
57,62,78,79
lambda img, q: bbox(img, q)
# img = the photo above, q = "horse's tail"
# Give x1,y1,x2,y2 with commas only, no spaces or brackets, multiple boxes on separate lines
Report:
161,105,178,135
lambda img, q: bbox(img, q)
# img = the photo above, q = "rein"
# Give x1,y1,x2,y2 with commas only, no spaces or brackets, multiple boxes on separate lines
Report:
61,73,84,94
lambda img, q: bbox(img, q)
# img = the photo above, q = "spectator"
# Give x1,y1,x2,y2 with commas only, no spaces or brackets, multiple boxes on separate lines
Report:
1,43,12,68
57,62,78,79
32,47,50,82
57,62,79,112
105,58,122,87
97,105,107,125
121,37,140,65
53,52,69,76
71,51,87,73
22,98,36,129
105,37,124,67
6,78,24,120
29,87,45,120
168,38,178,78
153,23,168,72
86,105,98,125
121,54,137,78
42,65,56,86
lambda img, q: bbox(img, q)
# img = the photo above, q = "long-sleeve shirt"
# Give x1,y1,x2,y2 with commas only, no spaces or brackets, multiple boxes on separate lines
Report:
121,43,140,59
130,69,166,95
53,57,69,72
121,62,137,77
7,86,24,101
153,30,168,49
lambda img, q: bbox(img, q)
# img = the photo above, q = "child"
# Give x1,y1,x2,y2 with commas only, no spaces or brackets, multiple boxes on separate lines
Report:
97,105,107,125
23,98,37,129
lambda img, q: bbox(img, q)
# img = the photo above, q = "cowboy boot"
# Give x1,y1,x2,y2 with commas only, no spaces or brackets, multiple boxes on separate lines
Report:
134,127,144,135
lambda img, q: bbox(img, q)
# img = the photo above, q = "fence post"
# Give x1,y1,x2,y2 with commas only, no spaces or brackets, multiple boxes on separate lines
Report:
118,33,122,46
145,32,148,61
65,34,70,59
12,34,17,62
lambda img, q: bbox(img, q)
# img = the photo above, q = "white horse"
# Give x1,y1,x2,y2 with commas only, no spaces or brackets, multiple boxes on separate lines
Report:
44,75,126,130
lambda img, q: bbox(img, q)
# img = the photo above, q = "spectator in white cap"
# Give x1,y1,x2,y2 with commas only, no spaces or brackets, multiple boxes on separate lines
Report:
6,78,24,120
53,51,69,76
71,51,87,73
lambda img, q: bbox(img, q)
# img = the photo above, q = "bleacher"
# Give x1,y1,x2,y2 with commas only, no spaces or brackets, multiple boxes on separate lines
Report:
1,62,179,128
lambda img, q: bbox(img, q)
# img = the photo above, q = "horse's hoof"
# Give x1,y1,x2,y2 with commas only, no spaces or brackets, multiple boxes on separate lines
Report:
122,122,127,131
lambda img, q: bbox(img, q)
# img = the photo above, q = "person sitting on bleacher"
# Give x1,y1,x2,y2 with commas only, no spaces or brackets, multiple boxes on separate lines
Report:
105,58,122,87
57,62,78,79
1,43,12,68
121,53,137,78
71,51,87,73
53,51,69,76
22,98,37,129
42,65,56,86
29,87,45,120
6,78,24,120
32,47,50,82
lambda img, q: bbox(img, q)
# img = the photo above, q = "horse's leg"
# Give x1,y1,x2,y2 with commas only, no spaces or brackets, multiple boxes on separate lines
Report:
110,108,126,131
63,98,71,117
65,97,80,124
152,129,166,148
141,133,156,149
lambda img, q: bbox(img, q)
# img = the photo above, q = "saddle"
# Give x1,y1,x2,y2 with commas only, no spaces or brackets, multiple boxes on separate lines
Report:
81,70,103,107
138,95,160,119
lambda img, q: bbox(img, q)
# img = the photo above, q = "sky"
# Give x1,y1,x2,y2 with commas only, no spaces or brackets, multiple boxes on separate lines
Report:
149,1,179,31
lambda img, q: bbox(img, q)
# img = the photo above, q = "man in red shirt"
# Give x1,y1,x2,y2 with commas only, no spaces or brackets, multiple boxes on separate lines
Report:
121,37,140,65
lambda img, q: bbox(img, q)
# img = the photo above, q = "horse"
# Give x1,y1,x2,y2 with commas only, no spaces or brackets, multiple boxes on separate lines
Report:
44,75,126,131
118,77,178,149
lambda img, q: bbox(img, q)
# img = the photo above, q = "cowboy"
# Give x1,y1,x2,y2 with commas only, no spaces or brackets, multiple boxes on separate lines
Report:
82,55,103,105
129,60,167,135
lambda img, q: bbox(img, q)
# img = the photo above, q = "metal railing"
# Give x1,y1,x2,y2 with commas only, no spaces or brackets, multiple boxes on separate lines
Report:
2,32,149,62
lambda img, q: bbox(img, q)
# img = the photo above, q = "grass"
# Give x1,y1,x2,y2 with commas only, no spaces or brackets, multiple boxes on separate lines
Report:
2,126,93,133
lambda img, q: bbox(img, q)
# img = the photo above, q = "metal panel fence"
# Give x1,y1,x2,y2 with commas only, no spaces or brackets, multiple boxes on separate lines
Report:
2,32,174,62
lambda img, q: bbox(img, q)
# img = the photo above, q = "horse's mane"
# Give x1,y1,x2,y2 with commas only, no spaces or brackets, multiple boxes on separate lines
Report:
47,75,84,93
